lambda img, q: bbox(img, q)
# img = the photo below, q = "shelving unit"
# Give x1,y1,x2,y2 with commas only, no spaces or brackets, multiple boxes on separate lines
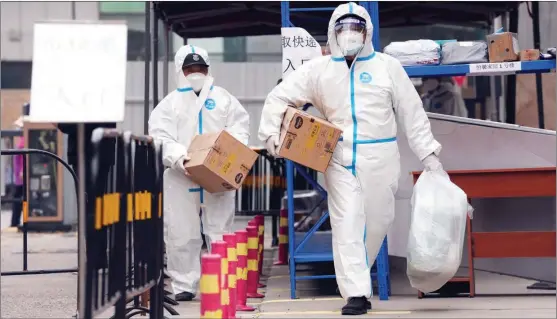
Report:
404,59,555,77
281,0,556,301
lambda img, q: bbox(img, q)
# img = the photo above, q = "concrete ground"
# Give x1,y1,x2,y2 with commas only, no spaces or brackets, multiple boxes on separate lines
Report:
1,211,555,318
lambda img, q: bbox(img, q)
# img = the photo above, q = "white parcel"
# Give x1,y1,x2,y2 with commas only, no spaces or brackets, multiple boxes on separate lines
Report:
406,170,473,293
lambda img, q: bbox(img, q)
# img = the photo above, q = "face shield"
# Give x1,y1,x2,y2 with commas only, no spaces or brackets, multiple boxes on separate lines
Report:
335,16,366,57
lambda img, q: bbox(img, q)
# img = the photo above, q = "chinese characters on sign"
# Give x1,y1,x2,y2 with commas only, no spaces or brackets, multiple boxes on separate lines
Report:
469,62,522,74
283,59,310,74
282,35,318,49
281,27,323,79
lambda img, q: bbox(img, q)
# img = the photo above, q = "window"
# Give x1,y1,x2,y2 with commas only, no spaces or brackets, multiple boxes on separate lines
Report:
1,61,32,89
99,1,169,61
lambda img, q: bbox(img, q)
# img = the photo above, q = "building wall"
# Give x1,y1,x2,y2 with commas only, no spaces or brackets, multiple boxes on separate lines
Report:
0,2,100,61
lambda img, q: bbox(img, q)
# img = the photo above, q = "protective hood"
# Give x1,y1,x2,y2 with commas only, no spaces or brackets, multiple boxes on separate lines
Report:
328,2,374,59
174,44,212,89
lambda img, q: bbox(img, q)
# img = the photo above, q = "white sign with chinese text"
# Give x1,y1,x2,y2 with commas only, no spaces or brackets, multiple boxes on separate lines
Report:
468,62,522,76
29,21,128,123
281,27,322,79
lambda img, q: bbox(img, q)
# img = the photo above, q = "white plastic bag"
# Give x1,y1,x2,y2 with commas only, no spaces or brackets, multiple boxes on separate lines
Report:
384,40,441,66
406,170,473,293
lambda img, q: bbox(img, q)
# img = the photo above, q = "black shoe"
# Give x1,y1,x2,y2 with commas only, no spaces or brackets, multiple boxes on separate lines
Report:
175,291,195,302
366,300,372,310
341,296,368,315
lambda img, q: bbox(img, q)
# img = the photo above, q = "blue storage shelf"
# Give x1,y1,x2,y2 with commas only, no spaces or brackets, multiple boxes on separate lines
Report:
292,232,391,289
404,59,556,78
293,231,334,263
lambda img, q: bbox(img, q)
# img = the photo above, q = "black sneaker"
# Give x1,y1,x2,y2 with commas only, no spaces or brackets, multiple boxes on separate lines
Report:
341,296,368,315
175,291,195,302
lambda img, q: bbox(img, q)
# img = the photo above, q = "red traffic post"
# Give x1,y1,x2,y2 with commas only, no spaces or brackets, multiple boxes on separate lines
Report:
274,209,288,265
223,234,238,319
211,241,230,319
246,225,265,298
200,254,223,318
234,230,256,312
254,215,266,288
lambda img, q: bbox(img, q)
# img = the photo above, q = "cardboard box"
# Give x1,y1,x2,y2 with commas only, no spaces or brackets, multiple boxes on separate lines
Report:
519,49,540,61
486,32,520,63
185,131,258,193
277,107,343,173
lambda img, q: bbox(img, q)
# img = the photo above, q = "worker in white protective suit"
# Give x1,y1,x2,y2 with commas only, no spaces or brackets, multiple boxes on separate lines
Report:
259,3,446,315
149,44,250,302
421,77,468,118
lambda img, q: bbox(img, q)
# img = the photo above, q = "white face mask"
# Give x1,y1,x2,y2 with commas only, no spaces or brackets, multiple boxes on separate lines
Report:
337,31,364,57
185,72,207,93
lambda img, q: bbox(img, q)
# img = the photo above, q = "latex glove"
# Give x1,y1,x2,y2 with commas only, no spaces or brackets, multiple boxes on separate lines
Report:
174,154,191,175
422,154,449,179
265,135,281,158
422,154,443,172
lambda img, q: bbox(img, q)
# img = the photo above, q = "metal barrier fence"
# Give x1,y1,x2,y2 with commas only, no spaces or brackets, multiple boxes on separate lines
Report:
82,129,165,319
237,149,319,246
237,150,285,246
0,148,79,276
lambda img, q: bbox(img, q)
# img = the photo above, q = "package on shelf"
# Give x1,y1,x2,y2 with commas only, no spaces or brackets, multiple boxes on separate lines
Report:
441,41,488,65
185,130,259,193
277,107,342,173
384,40,440,66
486,32,520,63
519,49,540,61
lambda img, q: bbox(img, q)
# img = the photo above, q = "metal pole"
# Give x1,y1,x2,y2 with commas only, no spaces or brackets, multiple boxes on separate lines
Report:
152,8,159,107
77,124,86,318
71,4,79,318
22,153,28,271
505,8,518,124
71,1,76,20
143,2,152,135
162,27,169,97
532,2,545,129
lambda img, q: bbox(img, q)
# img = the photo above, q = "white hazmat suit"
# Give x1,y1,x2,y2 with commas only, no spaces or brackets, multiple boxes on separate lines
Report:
149,44,250,297
259,2,442,304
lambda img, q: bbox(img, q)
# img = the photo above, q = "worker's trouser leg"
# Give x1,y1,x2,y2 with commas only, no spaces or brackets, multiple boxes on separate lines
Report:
325,156,398,300
163,169,202,295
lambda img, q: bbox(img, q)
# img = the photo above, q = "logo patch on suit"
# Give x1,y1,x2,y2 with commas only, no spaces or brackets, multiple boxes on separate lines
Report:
205,98,216,110
359,72,372,84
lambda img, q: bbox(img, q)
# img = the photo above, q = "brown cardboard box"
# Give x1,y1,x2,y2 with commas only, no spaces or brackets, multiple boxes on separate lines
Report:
486,32,519,63
519,49,540,61
185,131,258,193
277,107,343,173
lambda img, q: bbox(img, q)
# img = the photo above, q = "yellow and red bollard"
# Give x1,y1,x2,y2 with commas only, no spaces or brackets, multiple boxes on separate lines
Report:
223,234,238,319
254,215,266,288
274,209,288,265
234,230,256,312
246,225,265,298
200,254,222,318
211,241,230,319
